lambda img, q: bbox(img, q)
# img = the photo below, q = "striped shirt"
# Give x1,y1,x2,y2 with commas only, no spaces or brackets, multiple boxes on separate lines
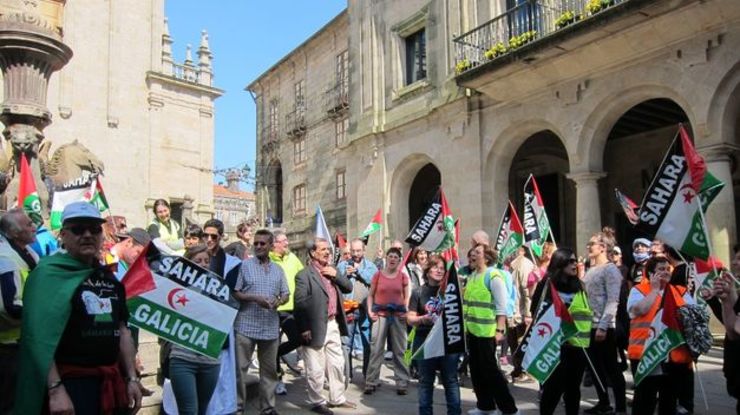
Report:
233,257,289,340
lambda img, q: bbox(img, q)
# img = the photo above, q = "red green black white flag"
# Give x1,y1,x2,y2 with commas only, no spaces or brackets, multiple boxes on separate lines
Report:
523,174,553,257
494,200,524,264
404,188,455,252
18,153,43,226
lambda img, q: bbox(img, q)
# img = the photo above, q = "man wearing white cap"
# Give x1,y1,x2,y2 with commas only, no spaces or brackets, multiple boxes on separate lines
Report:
628,238,652,290
14,201,142,415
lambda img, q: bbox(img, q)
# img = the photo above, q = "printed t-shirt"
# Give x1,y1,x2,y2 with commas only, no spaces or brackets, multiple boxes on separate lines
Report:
409,284,441,339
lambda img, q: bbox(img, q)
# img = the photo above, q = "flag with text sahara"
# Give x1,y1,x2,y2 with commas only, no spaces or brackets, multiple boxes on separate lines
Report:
523,174,552,257
405,187,455,252
692,256,724,303
494,200,524,264
18,153,43,226
636,125,724,260
50,174,94,230
123,244,239,358
634,284,686,386
521,282,577,383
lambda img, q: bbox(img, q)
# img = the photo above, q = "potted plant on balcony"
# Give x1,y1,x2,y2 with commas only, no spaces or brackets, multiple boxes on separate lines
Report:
508,31,537,50
484,42,508,60
586,0,615,14
455,58,471,74
555,10,577,28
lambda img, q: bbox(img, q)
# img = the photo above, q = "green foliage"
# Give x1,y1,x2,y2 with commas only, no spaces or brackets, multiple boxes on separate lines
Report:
586,0,614,14
455,59,471,74
484,42,508,60
555,10,576,28
508,30,537,50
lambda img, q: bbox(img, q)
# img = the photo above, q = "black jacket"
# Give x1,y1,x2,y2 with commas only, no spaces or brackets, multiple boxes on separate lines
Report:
293,265,352,348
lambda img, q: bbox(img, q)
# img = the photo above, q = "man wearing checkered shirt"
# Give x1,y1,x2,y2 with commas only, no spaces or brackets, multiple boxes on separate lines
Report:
233,229,289,415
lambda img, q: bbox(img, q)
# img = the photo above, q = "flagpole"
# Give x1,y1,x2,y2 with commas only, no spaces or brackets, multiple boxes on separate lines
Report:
694,361,710,412
580,348,606,394
696,196,740,286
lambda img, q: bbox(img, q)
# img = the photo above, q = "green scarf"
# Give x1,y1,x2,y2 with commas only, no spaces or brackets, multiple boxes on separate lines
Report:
14,253,95,415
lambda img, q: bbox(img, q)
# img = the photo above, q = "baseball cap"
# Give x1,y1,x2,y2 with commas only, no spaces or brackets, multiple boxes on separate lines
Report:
62,201,106,224
612,246,622,255
118,227,151,246
632,238,652,250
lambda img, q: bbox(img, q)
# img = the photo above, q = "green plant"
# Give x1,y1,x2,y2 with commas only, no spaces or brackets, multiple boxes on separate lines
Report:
455,59,471,74
586,0,614,14
484,42,508,60
555,10,576,28
507,31,537,50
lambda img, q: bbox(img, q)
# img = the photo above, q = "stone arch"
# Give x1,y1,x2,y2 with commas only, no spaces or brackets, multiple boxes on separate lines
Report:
389,153,441,241
707,60,740,147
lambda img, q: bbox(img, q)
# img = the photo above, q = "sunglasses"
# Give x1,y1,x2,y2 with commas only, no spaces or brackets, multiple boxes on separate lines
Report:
204,233,219,240
65,224,103,236
568,258,578,264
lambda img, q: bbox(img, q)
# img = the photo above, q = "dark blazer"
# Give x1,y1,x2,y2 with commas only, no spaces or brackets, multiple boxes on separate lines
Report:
294,264,353,348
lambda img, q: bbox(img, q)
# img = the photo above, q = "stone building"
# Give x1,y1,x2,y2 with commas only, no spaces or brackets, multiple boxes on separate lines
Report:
1,0,223,228
213,171,256,241
251,0,739,264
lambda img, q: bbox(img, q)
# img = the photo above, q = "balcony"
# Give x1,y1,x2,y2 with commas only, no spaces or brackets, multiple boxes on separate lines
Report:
260,126,279,154
285,107,307,138
324,81,349,119
452,0,704,101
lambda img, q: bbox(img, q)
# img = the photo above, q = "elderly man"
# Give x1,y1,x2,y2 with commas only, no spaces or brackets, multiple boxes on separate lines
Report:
337,238,377,374
0,209,38,413
15,201,142,414
203,218,241,289
295,238,355,415
233,229,289,415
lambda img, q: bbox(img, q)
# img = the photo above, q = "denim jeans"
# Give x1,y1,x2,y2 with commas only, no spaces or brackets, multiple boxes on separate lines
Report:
169,357,221,415
417,352,462,415
347,306,371,375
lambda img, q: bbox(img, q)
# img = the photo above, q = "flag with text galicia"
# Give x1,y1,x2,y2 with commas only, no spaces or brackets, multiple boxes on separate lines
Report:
523,174,553,258
494,201,524,264
18,153,43,226
86,176,110,213
634,285,686,386
124,243,239,359
360,209,382,245
50,175,94,230
692,256,724,301
636,125,724,260
615,188,639,225
406,265,465,362
405,187,455,252
522,282,577,383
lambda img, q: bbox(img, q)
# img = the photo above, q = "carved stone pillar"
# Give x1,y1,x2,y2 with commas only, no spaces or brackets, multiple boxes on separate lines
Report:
567,171,606,257
0,0,72,212
182,194,194,225
698,143,738,265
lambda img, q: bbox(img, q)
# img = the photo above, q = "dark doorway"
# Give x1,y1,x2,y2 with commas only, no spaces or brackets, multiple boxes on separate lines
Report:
266,161,283,225
409,163,441,227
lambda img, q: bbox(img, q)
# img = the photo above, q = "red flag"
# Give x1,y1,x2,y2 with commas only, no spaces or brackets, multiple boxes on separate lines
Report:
662,285,684,332
121,243,157,299
678,124,706,194
18,153,43,225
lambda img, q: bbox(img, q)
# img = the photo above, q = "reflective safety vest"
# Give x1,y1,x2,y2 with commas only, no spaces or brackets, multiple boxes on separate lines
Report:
627,281,691,364
463,268,503,338
566,291,593,348
0,236,38,344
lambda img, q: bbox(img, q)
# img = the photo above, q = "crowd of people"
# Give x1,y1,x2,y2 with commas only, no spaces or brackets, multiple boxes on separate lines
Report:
1,197,739,415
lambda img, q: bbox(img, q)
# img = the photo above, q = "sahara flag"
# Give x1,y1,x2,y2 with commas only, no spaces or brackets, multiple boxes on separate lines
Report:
50,174,94,230
636,125,724,260
692,256,724,300
614,188,639,225
360,209,382,245
333,232,347,265
125,244,239,358
406,265,465,362
634,284,686,386
86,175,110,213
405,187,455,252
523,174,553,257
18,153,43,226
522,282,577,383
494,201,524,264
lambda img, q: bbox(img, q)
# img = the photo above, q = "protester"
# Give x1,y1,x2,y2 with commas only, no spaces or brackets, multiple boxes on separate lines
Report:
527,242,555,297
373,239,404,270
583,228,626,415
609,246,628,279
294,238,356,415
15,201,142,414
270,229,305,395
30,222,58,257
650,239,666,258
337,238,377,376
627,256,694,415
628,238,651,289
184,223,204,249
531,248,593,415
463,244,518,415
470,230,490,250
147,199,184,253
105,227,150,280
0,209,38,413
232,229,289,415
340,245,351,263
408,254,461,415
203,219,241,290
365,247,410,395
406,247,428,290
225,222,253,259
506,247,531,371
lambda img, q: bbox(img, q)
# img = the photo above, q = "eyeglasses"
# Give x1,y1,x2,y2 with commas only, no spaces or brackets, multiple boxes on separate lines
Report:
65,224,103,236
253,241,268,246
204,233,219,240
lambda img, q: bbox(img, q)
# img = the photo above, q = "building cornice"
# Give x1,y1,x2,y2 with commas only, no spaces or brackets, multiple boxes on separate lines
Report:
146,71,224,98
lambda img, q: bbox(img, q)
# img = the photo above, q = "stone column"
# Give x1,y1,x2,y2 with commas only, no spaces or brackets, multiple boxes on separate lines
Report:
698,144,738,265
567,171,606,256
0,0,72,212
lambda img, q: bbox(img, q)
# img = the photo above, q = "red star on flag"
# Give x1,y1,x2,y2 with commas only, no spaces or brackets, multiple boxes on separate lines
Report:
682,190,695,204
175,293,190,307
538,327,547,337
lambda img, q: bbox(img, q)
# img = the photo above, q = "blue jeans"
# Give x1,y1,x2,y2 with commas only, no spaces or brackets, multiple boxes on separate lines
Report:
348,306,371,375
169,357,221,415
417,349,461,415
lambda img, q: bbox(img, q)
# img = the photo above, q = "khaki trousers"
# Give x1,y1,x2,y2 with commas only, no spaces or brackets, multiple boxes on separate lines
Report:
366,315,409,388
235,333,278,414
301,319,347,406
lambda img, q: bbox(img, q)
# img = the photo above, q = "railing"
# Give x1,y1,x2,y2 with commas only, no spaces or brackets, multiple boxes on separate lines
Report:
324,81,350,117
453,0,627,74
171,62,200,83
285,107,307,137
260,126,279,153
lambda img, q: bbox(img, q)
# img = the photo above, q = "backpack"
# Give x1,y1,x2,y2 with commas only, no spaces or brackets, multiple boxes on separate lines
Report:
484,267,517,318
677,303,713,358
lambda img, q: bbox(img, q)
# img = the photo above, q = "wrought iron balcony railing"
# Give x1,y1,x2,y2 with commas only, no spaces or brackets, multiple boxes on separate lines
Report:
453,0,627,74
260,126,280,153
285,107,307,138
324,81,349,118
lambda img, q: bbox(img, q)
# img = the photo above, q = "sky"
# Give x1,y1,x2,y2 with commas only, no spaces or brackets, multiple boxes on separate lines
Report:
165,1,346,190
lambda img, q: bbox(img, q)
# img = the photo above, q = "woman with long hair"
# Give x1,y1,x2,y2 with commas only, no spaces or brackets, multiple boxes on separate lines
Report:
365,247,411,395
147,199,185,253
406,247,428,290
408,254,461,415
531,248,593,415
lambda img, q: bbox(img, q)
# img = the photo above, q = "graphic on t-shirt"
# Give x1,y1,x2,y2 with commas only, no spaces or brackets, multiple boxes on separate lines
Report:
82,291,113,323
425,295,443,321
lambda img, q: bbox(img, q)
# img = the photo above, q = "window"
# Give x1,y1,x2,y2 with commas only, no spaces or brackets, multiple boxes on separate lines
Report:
294,80,305,118
293,184,306,215
336,50,349,97
336,171,346,200
405,29,426,85
268,99,279,138
335,117,348,147
293,137,306,164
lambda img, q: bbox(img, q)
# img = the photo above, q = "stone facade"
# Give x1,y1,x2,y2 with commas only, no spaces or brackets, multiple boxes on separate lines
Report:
1,0,222,228
252,0,739,264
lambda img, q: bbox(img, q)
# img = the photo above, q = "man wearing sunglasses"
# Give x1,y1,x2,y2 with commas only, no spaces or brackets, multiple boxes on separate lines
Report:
203,219,241,290
15,201,142,415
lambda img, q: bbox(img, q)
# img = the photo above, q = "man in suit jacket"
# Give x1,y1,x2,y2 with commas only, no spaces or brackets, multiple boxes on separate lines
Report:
294,238,356,415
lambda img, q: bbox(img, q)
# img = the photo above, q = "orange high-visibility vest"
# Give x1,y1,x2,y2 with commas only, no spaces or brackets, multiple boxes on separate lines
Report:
627,281,691,364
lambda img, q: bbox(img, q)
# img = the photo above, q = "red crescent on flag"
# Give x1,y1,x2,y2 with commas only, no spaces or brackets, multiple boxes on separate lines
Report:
535,322,553,338
167,288,185,309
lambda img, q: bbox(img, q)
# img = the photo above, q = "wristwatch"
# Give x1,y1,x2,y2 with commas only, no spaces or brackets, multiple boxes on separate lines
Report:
126,376,141,383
